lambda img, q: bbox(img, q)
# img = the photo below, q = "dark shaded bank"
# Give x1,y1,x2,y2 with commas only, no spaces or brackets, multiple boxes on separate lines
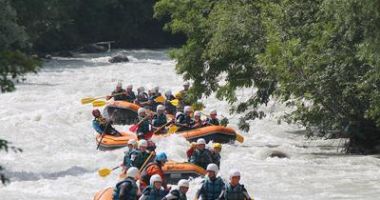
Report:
10,0,185,54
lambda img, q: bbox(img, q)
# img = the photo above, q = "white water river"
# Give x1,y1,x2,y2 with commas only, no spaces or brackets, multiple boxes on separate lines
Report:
0,50,379,200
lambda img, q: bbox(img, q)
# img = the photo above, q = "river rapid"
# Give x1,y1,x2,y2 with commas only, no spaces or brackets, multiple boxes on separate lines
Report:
0,50,379,200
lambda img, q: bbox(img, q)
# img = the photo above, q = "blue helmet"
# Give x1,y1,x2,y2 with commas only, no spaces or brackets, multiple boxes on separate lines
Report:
155,152,168,162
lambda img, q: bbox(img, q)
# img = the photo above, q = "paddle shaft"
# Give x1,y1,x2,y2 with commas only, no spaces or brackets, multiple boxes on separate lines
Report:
153,121,173,134
96,111,117,150
93,92,126,102
139,152,155,172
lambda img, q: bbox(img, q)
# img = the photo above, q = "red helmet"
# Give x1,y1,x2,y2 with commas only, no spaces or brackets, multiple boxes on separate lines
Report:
92,109,101,117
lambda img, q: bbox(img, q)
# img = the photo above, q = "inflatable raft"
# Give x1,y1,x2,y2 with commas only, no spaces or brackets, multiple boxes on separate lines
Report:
94,161,206,200
153,125,244,143
162,161,206,184
96,125,244,150
177,125,244,143
93,187,113,200
96,131,137,150
103,101,140,125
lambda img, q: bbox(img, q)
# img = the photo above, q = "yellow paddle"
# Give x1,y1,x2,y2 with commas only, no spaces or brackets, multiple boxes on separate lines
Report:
92,100,107,107
98,166,120,177
81,92,126,105
167,124,179,134
154,96,165,103
170,99,179,106
98,152,155,178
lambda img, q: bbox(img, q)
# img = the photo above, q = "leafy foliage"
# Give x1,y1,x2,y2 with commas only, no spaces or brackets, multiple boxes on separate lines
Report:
155,0,380,153
0,138,22,185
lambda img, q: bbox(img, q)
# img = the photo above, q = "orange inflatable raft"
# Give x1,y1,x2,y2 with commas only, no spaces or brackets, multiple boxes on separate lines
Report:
103,101,140,125
152,125,244,143
96,131,137,150
93,161,206,200
96,125,244,150
177,125,244,143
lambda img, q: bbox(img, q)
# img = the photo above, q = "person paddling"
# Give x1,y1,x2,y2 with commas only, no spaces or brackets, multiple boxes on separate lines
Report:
162,179,189,200
92,109,120,136
152,105,168,133
125,84,136,103
113,167,140,200
136,108,152,139
210,143,222,168
139,174,168,200
189,138,212,169
223,169,253,200
195,164,225,200
205,110,220,126
164,90,177,115
140,152,168,190
106,82,129,101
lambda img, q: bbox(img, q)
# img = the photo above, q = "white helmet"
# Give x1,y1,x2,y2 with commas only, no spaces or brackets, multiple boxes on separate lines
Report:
138,139,148,148
210,110,217,115
197,138,206,145
176,112,183,118
127,84,133,89
150,174,162,185
157,105,165,112
154,86,160,93
194,111,201,117
126,167,140,179
138,87,145,92
165,90,172,97
206,163,219,174
128,139,137,145
178,179,190,188
183,82,190,86
138,107,146,116
184,106,192,113
229,169,241,179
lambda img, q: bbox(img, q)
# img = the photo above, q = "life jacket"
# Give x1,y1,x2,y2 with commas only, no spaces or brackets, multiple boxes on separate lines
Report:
140,162,164,186
153,114,167,127
165,189,187,200
137,92,149,102
92,117,107,133
224,184,246,200
191,149,212,169
176,113,185,124
200,177,225,200
137,118,151,134
129,150,150,169
142,185,167,200
207,118,220,126
210,151,221,167
125,91,136,103
112,89,129,101
113,177,138,200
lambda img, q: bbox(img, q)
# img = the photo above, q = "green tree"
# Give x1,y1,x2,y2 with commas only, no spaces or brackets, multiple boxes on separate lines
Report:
0,0,41,92
155,0,380,153
0,138,22,185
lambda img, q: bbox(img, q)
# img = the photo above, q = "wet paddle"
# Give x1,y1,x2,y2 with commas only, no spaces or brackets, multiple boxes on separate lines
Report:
153,121,173,135
129,115,150,132
167,124,179,134
98,166,120,177
96,111,117,150
80,92,126,104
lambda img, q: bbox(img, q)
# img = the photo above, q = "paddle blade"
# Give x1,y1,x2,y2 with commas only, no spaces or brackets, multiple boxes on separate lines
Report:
98,168,112,177
235,132,244,143
129,124,139,132
81,97,95,104
168,125,179,134
92,100,107,107
170,99,179,106
155,96,165,103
